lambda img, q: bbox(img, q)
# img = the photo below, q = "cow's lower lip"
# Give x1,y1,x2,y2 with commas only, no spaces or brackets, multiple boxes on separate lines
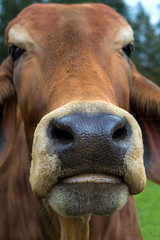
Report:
59,173,122,184
47,174,128,217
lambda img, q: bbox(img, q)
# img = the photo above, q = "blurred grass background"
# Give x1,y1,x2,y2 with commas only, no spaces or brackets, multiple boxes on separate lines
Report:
135,180,160,240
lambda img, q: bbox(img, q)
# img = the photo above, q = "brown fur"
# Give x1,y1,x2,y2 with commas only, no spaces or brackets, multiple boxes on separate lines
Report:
0,58,15,104
0,3,160,240
130,61,160,118
130,61,160,184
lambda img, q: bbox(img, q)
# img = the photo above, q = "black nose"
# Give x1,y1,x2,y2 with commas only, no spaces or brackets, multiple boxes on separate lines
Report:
47,113,131,175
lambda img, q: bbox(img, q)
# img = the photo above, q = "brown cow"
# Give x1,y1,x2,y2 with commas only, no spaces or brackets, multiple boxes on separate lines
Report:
0,3,160,240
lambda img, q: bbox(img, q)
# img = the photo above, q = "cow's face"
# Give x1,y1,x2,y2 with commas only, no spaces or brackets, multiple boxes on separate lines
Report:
0,3,148,217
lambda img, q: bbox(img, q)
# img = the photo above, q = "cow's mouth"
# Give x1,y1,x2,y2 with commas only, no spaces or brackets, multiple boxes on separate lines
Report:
30,101,146,217
47,173,128,217
59,173,123,184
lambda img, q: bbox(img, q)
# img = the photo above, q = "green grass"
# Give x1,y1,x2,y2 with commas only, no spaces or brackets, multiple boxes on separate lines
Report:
135,180,160,240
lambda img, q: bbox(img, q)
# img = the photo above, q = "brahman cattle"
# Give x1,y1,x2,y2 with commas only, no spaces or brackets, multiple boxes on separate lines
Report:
0,3,160,240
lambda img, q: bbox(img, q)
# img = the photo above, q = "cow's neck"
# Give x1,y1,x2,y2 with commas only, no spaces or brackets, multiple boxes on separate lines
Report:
58,215,90,240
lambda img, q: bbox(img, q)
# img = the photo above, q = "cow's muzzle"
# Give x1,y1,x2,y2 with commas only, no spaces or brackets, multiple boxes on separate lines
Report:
47,113,129,176
30,101,146,216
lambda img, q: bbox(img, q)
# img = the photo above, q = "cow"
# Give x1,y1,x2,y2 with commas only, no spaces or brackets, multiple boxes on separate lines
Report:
0,3,160,240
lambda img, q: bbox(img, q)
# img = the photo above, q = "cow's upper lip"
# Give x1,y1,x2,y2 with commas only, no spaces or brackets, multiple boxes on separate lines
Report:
59,173,122,184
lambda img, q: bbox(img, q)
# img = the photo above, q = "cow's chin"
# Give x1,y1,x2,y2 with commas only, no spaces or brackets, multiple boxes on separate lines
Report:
47,175,129,217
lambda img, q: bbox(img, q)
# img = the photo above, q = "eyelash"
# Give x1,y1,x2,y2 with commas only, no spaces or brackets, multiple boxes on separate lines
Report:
122,44,134,58
8,43,134,62
9,45,26,61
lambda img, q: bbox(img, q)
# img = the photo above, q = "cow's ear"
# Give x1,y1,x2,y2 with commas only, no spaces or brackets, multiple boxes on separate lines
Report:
0,57,16,167
130,61,160,184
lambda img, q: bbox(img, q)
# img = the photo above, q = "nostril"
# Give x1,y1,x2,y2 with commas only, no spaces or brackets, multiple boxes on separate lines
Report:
54,127,74,142
112,126,128,141
49,125,74,145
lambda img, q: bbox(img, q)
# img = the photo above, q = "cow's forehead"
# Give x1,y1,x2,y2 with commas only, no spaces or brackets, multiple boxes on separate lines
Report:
6,3,133,48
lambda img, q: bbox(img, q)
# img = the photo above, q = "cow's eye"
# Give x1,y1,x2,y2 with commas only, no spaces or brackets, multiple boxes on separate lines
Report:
9,45,26,61
122,44,134,58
